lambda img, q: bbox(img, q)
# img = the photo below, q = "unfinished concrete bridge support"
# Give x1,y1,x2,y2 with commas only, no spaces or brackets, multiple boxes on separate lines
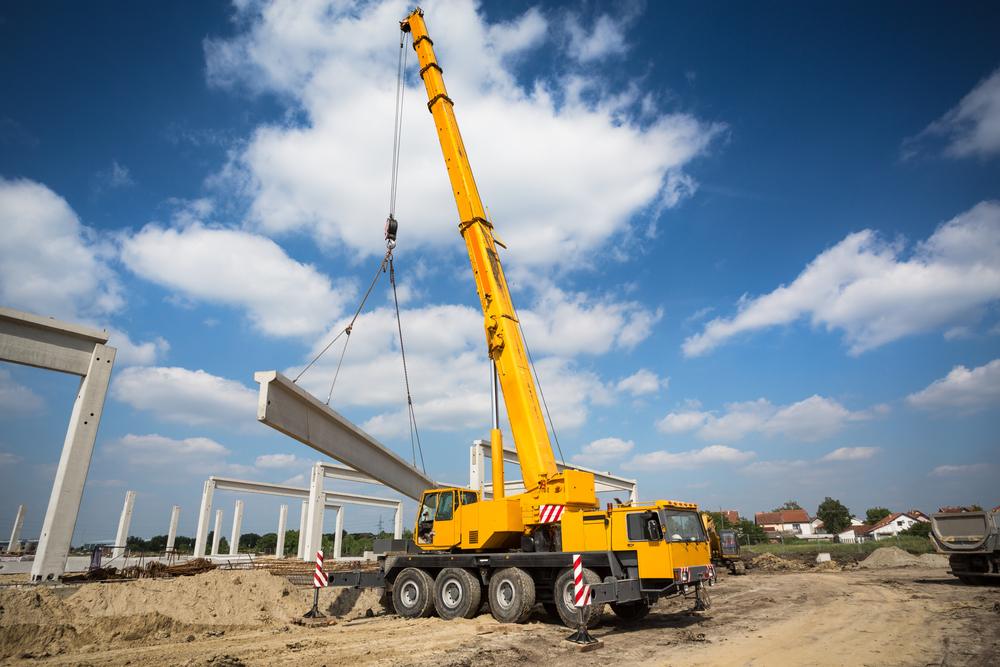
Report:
0,308,117,581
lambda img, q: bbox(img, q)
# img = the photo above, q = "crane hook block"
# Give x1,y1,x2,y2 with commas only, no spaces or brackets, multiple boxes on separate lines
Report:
385,215,399,245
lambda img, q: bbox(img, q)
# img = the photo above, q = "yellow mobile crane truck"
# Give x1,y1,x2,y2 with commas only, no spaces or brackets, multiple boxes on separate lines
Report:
330,8,715,627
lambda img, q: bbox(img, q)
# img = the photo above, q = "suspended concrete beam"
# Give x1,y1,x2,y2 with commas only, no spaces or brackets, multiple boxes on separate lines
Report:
255,371,436,500
0,307,117,581
7,505,25,554
112,490,135,560
166,505,181,555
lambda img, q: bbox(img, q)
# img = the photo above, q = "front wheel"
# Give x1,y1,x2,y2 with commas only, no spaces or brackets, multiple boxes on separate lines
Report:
392,567,435,618
487,567,535,623
551,567,604,628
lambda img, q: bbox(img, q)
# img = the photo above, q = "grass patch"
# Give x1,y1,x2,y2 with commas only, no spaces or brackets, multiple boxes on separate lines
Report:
745,535,933,558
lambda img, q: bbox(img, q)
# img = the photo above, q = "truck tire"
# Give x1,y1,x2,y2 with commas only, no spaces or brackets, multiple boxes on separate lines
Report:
487,567,535,623
392,567,435,618
552,567,604,628
433,568,482,620
611,599,650,623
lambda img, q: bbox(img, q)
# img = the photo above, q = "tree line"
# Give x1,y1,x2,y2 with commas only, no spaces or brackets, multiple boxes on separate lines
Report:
123,529,413,556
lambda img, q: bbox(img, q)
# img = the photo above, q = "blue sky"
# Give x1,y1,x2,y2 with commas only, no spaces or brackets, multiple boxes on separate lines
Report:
1,0,998,544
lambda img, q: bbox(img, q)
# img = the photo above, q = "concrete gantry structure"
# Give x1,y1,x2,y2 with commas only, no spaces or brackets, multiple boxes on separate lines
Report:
211,509,224,556
276,504,288,558
194,476,401,560
0,307,117,581
469,440,638,503
7,505,25,554
112,490,136,560
165,505,181,555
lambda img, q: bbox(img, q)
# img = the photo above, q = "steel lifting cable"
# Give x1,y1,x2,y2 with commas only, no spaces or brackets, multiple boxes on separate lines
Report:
388,30,408,219
389,256,426,474
518,321,567,467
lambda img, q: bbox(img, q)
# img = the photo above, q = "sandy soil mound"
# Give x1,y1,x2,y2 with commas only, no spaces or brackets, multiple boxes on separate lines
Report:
918,553,949,567
750,553,806,571
858,547,940,569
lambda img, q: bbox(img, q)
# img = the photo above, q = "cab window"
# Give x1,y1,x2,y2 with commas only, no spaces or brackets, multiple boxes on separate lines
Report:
418,493,438,522
435,491,455,521
661,510,707,542
626,511,663,541
460,491,478,505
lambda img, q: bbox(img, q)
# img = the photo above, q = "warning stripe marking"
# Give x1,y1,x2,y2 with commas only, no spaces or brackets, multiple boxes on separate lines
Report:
538,505,565,523
314,550,328,588
572,553,591,607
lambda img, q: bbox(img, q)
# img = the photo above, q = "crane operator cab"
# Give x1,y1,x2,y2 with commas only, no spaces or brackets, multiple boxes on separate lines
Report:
416,488,480,549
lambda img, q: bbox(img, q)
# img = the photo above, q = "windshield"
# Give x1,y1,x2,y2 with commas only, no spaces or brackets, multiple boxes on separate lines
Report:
660,510,707,543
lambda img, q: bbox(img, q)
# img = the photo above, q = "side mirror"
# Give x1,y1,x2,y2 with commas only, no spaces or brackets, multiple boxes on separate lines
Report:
646,516,663,541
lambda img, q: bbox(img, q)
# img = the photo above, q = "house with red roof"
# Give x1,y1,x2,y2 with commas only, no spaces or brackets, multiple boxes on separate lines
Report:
837,510,930,543
755,509,814,536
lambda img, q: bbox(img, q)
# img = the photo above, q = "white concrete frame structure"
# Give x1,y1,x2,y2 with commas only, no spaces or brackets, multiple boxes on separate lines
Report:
297,500,308,560
276,504,288,558
469,440,638,503
112,490,136,560
165,505,181,555
229,500,244,556
0,307,117,581
211,510,224,556
7,505,25,554
194,476,401,560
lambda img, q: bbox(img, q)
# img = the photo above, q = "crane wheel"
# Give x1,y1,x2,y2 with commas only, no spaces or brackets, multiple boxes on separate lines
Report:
487,567,535,623
611,599,650,623
433,567,482,620
552,567,604,628
392,567,435,618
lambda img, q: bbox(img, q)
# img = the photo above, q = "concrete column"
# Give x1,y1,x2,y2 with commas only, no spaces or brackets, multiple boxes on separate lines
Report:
31,344,116,581
166,505,181,554
211,509,224,556
276,504,288,558
8,505,25,554
393,502,403,539
333,506,343,559
193,479,215,557
112,490,136,560
303,463,325,562
469,441,485,493
229,499,244,556
297,500,308,560
630,482,638,504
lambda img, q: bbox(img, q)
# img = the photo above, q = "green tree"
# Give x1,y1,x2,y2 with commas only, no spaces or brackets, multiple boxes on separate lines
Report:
865,507,892,525
772,500,802,512
901,522,931,538
816,497,851,534
736,518,766,544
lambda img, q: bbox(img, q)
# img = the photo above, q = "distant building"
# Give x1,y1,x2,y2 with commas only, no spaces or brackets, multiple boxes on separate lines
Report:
717,510,740,527
837,510,930,543
755,510,813,536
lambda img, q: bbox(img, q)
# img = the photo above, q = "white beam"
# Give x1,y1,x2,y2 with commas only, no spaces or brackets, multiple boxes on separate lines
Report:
193,479,215,557
112,490,135,559
0,307,108,376
334,506,344,559
318,463,380,485
8,505,25,554
276,504,288,558
297,500,307,560
211,509,223,556
166,505,181,554
255,371,436,500
229,500,244,556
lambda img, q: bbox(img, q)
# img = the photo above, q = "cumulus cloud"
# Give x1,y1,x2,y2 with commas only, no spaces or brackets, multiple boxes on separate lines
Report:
741,459,810,476
624,444,754,470
121,223,352,338
107,433,229,466
565,12,633,64
929,463,993,477
204,0,722,270
111,366,257,429
0,368,44,415
107,328,170,366
821,446,880,461
907,358,1000,414
657,394,871,443
684,201,1000,357
571,437,634,467
255,453,303,469
616,369,664,397
904,66,1000,159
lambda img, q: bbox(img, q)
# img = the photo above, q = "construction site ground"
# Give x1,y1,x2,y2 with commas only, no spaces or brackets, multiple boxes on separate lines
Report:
1,551,998,666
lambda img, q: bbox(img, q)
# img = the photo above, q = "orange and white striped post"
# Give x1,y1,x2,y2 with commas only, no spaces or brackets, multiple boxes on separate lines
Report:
565,553,600,647
304,550,328,618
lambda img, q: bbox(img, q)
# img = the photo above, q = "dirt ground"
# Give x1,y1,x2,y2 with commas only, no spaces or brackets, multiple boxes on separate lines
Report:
2,559,998,666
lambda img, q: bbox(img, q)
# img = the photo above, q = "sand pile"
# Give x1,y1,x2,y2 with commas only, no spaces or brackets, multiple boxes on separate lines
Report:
918,553,948,567
813,560,842,572
750,553,806,571
0,569,385,659
859,547,945,569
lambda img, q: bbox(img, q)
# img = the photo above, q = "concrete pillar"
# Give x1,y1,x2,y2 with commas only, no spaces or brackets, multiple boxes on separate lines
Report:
630,482,638,504
229,499,244,556
394,502,403,539
297,500,308,560
470,440,486,493
211,509,224,556
31,344,116,581
193,479,215,557
276,504,288,558
303,463,325,562
8,505,25,554
333,506,344,559
112,490,136,560
166,505,181,554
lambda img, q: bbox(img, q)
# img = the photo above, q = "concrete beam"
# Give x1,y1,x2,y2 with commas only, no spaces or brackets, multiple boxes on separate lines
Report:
8,505,25,554
193,480,215,558
0,307,108,376
255,371,436,500
229,500,244,556
276,504,288,558
113,490,135,559
318,463,380,485
211,509,224,556
166,505,181,554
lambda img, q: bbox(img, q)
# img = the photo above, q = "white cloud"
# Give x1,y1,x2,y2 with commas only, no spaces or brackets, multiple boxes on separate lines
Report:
280,473,308,487
565,13,631,64
255,453,302,469
0,452,24,465
0,368,44,415
94,160,134,191
657,394,870,443
110,366,257,429
624,444,754,470
741,459,810,476
107,328,170,366
907,358,1000,414
905,66,1000,159
121,223,352,338
929,463,993,477
205,0,722,270
684,201,1000,356
571,437,634,467
821,446,880,462
107,433,230,467
616,369,663,397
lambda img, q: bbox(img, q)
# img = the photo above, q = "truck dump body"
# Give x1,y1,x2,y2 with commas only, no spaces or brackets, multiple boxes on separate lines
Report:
931,510,1000,584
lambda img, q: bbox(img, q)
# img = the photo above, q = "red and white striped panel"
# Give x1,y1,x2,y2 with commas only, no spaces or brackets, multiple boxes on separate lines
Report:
538,504,565,523
313,550,328,588
572,553,591,607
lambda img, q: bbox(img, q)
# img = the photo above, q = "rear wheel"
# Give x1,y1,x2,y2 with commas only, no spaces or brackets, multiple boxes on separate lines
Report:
552,567,604,628
611,599,650,623
392,567,435,618
487,567,535,623
433,568,482,620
